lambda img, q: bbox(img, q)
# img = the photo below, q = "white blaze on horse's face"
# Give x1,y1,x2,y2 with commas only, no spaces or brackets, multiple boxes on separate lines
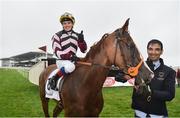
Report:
133,41,154,79
143,60,154,78
129,40,154,85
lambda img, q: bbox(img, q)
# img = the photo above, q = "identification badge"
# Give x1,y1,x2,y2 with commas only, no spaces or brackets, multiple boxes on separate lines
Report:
157,72,165,80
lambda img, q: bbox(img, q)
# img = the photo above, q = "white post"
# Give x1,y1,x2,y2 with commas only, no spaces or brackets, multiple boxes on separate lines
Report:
45,46,48,68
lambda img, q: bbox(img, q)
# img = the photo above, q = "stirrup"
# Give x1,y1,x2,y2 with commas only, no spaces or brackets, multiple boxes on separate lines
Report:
49,76,56,90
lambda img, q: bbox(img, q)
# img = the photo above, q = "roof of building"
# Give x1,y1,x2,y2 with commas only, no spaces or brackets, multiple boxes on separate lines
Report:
0,51,53,61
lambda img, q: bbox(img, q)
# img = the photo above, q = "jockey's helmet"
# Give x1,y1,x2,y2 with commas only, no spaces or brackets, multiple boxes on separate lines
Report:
60,12,75,24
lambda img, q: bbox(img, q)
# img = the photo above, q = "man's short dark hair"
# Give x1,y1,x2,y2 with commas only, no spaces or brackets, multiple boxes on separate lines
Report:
147,39,163,50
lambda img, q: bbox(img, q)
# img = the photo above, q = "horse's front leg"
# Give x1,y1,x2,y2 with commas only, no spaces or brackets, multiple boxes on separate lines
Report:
64,105,86,116
93,91,104,116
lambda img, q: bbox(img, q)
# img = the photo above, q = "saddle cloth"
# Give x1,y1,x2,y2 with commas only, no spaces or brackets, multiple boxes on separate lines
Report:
45,69,64,101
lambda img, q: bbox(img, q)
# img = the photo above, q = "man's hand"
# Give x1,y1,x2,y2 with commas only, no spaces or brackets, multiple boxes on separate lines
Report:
139,85,152,102
135,85,152,102
144,85,152,102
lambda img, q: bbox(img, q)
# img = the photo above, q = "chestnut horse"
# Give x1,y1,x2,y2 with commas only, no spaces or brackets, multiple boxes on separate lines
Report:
39,19,154,117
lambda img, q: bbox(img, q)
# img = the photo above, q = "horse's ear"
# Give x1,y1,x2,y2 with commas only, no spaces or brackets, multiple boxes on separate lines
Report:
122,18,130,34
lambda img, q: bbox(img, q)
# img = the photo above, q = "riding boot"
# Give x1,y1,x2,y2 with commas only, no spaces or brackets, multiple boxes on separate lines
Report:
49,67,65,90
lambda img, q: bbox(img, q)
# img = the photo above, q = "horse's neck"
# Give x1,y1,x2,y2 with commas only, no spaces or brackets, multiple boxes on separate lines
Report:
86,48,110,66
78,40,112,92
83,49,110,91
91,67,109,88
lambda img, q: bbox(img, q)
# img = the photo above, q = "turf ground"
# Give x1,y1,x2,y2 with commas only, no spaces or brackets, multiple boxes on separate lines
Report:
0,68,179,117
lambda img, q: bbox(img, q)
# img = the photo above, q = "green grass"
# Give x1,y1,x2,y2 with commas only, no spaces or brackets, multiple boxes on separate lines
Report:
101,87,134,117
0,68,179,117
0,68,43,116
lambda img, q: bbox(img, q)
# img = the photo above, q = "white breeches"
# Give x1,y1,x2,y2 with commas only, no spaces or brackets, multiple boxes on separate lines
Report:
56,60,75,74
135,110,165,118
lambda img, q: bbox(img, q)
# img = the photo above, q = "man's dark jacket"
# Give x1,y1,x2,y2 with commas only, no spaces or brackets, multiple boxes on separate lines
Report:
131,58,176,116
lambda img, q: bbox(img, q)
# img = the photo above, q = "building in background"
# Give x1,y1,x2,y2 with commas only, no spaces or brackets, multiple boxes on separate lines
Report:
0,52,53,67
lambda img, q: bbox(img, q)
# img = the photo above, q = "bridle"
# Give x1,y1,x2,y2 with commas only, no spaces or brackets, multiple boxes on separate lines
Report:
114,29,143,78
114,29,152,102
76,29,152,101
77,29,143,77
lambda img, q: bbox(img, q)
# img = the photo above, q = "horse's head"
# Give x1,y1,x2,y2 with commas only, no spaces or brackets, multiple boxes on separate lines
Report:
104,18,154,92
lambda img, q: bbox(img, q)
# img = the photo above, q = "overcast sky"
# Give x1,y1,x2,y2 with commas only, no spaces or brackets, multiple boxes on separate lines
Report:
0,0,180,66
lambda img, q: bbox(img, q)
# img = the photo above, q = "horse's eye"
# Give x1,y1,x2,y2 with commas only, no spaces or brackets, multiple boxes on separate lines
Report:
127,64,132,67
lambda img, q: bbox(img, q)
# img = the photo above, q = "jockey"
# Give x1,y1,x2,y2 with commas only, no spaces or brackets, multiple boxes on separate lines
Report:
49,12,87,90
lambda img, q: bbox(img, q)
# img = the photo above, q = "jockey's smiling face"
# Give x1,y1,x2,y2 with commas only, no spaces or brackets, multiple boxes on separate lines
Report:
147,43,163,61
62,21,73,31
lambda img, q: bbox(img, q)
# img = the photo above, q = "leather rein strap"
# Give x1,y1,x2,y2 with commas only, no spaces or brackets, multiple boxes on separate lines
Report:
77,29,143,77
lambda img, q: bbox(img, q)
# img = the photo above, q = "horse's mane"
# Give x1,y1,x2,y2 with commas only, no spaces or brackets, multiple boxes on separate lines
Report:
84,34,109,60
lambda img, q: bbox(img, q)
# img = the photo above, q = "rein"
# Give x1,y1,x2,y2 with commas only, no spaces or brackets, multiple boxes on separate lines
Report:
76,61,111,69
76,29,145,78
76,29,143,78
114,29,151,99
76,33,112,69
42,29,143,77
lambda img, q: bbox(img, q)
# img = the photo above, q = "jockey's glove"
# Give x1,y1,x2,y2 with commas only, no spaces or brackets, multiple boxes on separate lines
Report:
78,30,84,42
70,55,80,62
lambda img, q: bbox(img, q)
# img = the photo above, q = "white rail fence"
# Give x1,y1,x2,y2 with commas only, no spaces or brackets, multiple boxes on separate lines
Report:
1,64,179,86
28,61,46,85
0,66,29,78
